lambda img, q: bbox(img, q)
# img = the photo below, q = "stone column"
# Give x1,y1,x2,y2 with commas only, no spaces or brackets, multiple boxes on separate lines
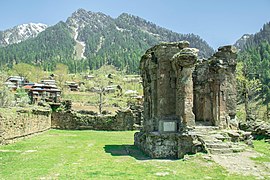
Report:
171,48,198,127
208,45,238,128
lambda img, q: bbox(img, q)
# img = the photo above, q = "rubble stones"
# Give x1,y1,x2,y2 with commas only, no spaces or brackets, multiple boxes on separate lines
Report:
239,121,270,139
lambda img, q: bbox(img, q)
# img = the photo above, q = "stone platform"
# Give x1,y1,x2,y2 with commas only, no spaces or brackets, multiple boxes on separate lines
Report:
134,126,252,159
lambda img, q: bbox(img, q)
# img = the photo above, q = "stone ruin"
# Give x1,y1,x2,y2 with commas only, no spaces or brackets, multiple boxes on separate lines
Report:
134,41,249,159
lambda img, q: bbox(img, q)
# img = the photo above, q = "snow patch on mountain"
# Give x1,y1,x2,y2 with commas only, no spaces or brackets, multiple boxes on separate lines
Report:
0,23,47,46
115,25,130,32
73,27,86,59
234,34,253,50
96,36,105,53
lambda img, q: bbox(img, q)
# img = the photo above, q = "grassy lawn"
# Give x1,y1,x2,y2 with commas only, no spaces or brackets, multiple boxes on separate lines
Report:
0,130,260,180
252,140,270,163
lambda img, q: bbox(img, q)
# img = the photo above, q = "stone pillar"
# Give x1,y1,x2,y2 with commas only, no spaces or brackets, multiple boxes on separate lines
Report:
208,45,238,128
172,48,198,127
140,42,181,132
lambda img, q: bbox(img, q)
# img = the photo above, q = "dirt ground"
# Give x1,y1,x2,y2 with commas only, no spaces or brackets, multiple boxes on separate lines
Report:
209,150,270,179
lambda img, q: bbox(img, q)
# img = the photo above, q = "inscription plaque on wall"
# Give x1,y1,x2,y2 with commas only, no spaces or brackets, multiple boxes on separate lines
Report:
163,121,176,132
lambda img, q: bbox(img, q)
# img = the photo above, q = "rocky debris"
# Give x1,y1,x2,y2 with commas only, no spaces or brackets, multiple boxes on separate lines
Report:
239,121,270,139
77,110,98,116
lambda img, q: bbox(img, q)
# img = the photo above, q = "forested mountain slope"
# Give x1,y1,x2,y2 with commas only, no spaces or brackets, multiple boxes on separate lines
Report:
0,9,214,73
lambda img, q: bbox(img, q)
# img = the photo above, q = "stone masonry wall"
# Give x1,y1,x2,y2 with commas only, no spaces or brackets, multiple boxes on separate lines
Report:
140,41,198,133
0,107,51,145
51,109,135,131
193,45,238,129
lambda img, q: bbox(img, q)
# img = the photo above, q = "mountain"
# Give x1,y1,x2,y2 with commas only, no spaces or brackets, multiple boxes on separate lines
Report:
234,34,253,51
234,22,270,50
0,9,214,73
0,23,47,47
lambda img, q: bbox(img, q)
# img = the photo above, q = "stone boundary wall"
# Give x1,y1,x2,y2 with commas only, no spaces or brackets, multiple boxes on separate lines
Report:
51,109,135,131
0,107,51,145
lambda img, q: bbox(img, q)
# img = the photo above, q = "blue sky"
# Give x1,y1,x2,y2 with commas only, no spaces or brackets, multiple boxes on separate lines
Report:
1,0,270,48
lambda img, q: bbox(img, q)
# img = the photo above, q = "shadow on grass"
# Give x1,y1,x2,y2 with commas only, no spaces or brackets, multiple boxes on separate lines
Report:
253,135,270,140
104,145,151,160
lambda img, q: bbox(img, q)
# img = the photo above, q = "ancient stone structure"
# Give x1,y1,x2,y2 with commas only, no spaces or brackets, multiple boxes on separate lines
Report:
140,42,198,132
135,41,239,158
0,107,51,145
51,109,135,131
193,46,238,129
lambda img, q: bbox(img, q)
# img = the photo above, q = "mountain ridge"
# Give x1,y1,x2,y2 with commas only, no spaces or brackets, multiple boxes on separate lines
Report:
234,21,270,50
0,23,47,47
0,8,214,73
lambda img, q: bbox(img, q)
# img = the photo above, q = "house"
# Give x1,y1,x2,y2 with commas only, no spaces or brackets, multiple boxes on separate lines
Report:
4,81,17,89
84,75,95,80
29,83,61,104
41,79,56,86
5,76,26,89
66,81,79,91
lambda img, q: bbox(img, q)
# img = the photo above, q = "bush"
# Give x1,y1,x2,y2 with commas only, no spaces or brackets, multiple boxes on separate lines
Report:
15,88,30,107
0,86,15,107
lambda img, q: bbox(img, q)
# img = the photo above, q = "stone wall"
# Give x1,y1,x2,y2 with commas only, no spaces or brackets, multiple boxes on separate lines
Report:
0,107,51,145
193,45,238,129
140,41,198,132
51,109,135,131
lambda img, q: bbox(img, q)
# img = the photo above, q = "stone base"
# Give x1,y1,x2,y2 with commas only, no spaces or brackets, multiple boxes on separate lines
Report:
134,131,204,159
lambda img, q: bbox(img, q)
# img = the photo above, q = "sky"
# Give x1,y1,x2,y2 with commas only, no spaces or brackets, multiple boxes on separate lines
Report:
0,0,270,48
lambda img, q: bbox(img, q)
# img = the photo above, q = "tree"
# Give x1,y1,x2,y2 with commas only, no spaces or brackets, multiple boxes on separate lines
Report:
236,60,261,121
11,63,34,81
54,63,69,91
0,86,14,107
238,41,270,120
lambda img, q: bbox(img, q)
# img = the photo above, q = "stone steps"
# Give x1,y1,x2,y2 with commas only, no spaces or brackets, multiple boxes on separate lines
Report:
204,141,245,154
205,143,231,149
191,126,247,155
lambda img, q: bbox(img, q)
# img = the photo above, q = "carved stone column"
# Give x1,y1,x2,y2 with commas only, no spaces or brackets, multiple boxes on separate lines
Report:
171,48,198,127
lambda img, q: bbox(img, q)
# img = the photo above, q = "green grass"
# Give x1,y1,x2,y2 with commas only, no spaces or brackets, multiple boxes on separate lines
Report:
0,130,257,180
252,140,270,162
